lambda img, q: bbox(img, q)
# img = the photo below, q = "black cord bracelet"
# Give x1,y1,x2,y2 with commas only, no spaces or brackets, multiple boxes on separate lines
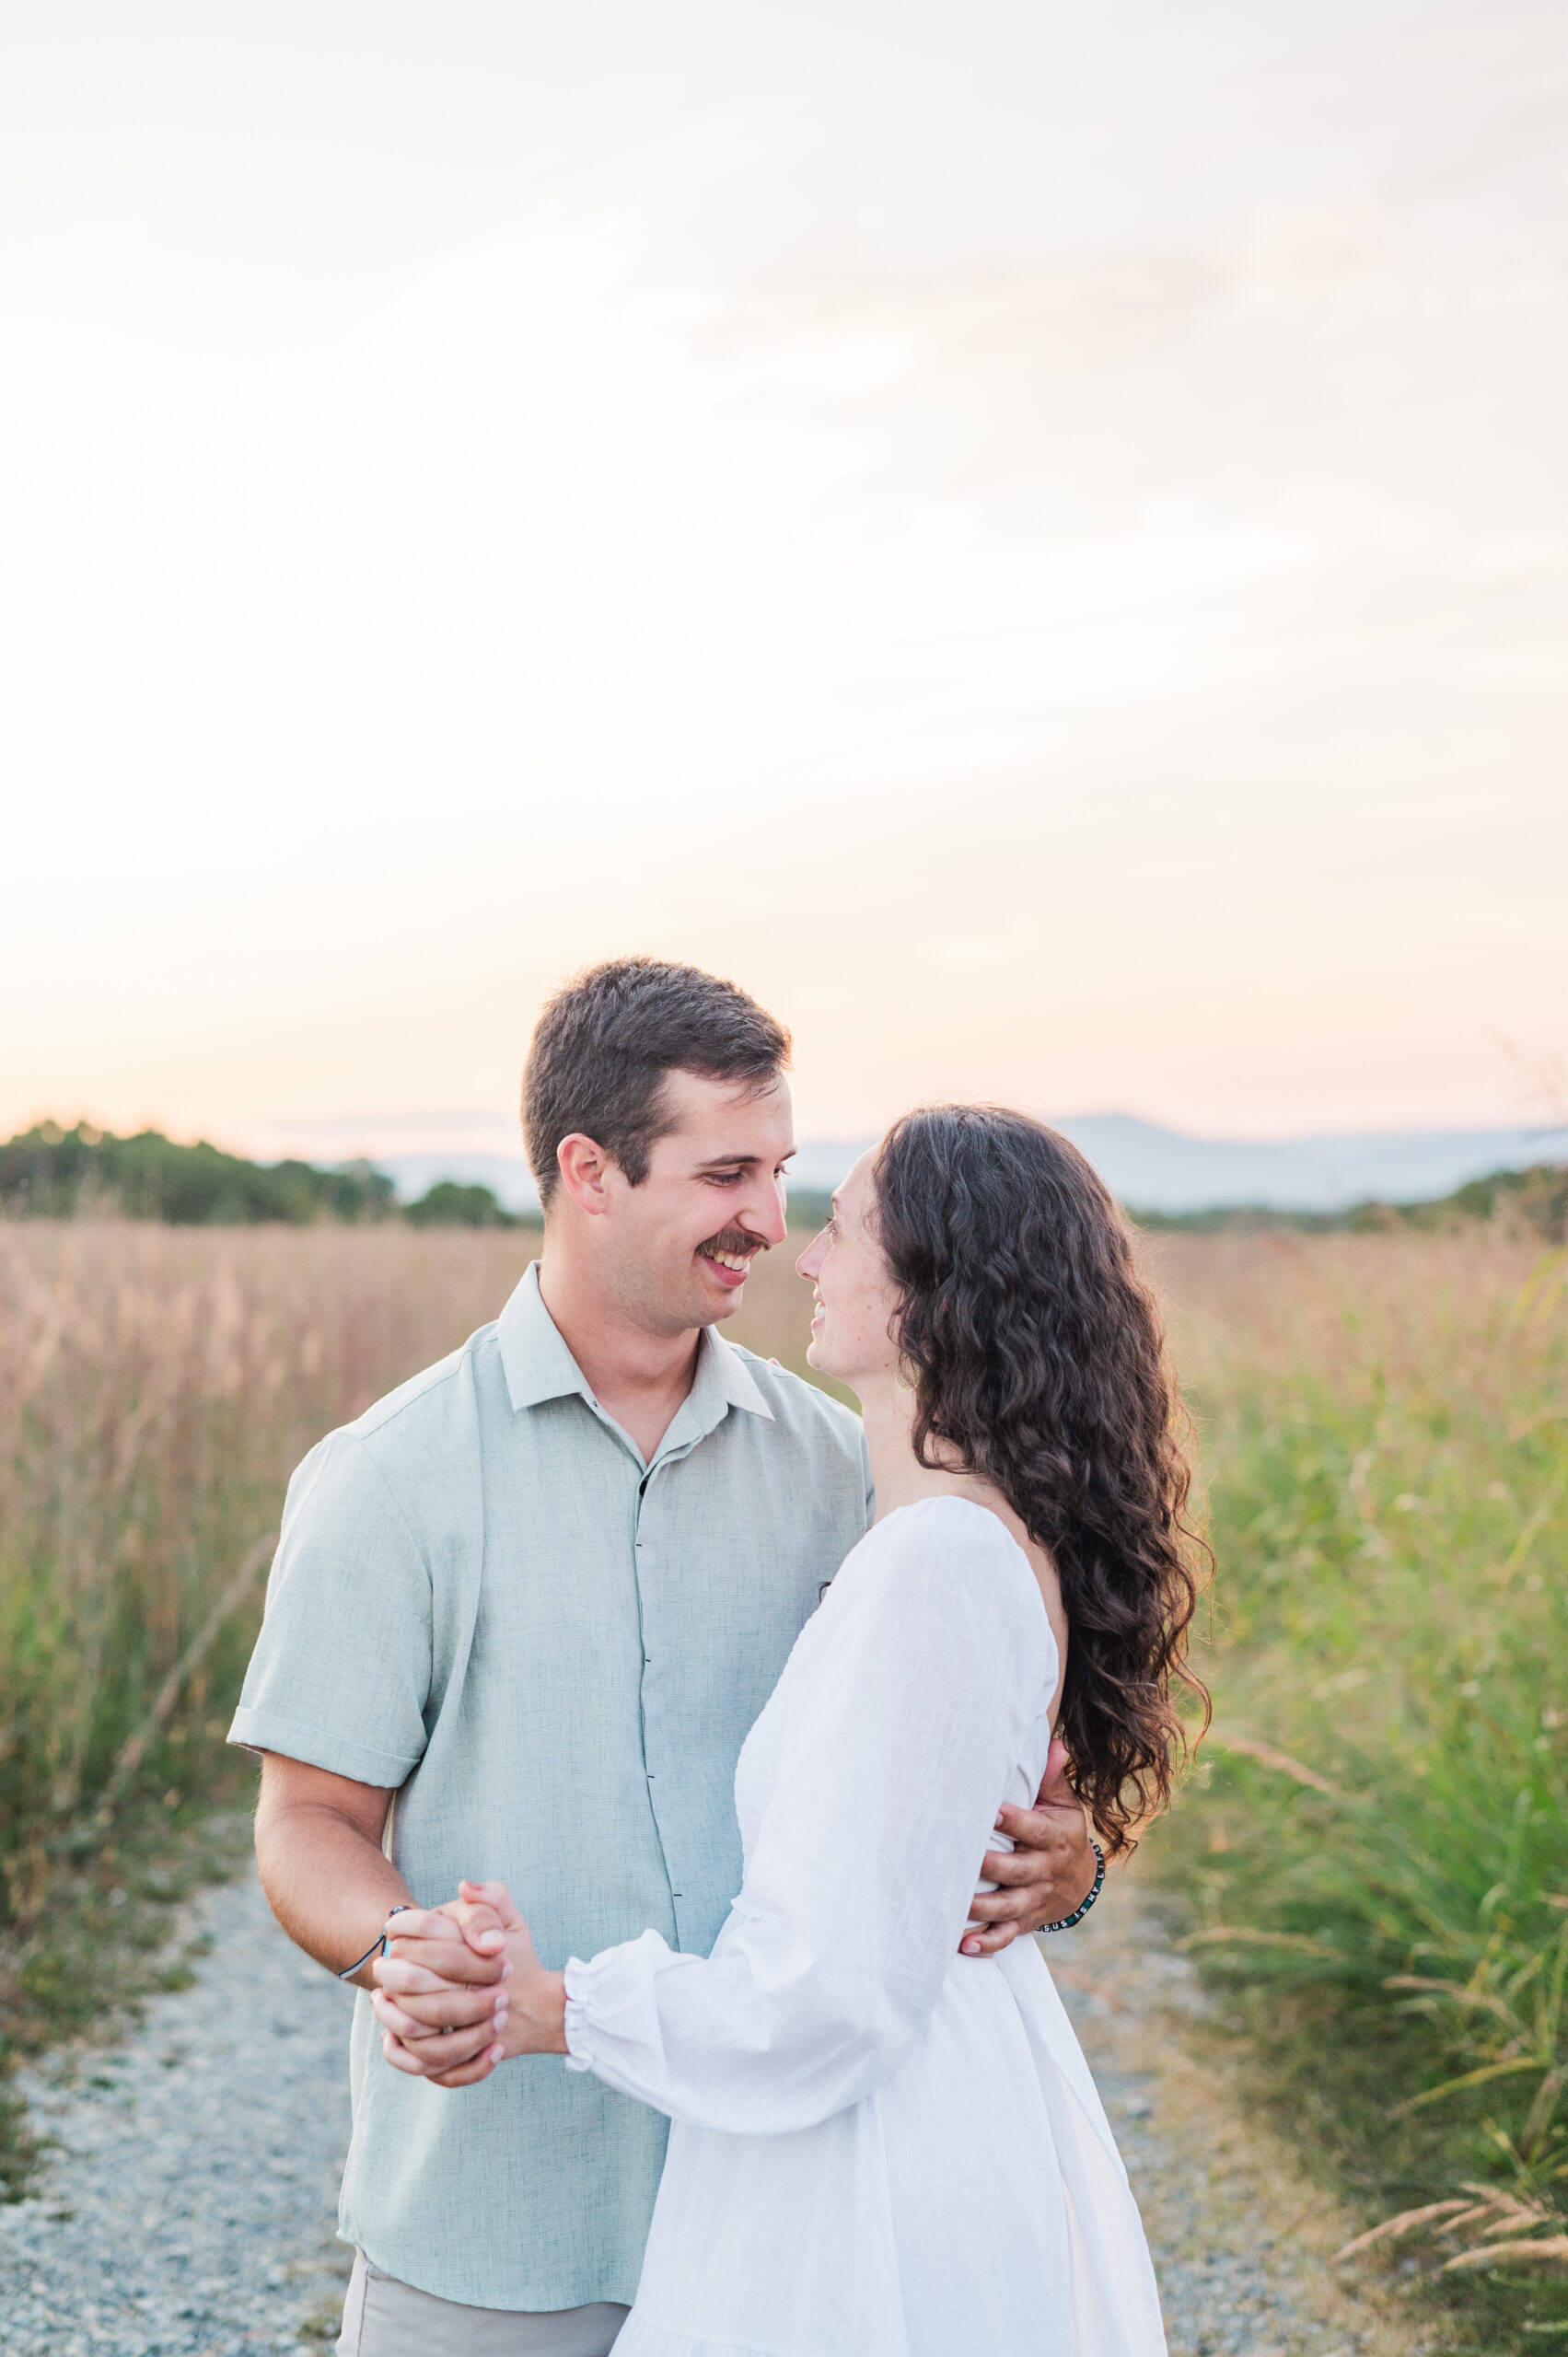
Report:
1040,1840,1105,1933
337,1903,411,1981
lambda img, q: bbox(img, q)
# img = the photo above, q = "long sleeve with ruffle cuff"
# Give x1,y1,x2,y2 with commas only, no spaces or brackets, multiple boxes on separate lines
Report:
563,1931,679,2083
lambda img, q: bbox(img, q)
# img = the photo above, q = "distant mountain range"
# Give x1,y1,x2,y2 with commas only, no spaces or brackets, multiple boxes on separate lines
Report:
1051,1117,1568,1215
374,1119,1568,1219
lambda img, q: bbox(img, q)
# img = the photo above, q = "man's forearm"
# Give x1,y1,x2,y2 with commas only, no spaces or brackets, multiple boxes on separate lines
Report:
255,1792,409,1989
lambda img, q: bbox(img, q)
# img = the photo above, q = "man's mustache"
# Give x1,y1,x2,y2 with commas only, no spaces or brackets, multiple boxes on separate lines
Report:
697,1227,770,1260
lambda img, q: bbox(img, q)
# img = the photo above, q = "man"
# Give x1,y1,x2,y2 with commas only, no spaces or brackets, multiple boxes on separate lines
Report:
232,957,1098,2357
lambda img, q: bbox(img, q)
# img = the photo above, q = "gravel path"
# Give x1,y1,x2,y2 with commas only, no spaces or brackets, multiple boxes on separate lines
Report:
0,1864,354,2355
1052,1880,1423,2357
0,1853,1421,2357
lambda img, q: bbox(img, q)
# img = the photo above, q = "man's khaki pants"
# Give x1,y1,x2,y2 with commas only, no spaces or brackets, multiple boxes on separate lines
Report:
336,2251,630,2356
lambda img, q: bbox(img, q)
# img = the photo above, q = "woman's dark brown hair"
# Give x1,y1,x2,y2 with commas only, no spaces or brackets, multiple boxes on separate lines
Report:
873,1105,1208,1854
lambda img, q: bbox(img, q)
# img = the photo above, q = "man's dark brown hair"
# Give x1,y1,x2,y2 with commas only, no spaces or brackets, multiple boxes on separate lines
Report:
522,957,791,1210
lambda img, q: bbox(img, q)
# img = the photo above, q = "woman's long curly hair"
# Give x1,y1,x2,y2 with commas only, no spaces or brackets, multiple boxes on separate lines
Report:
873,1105,1208,1854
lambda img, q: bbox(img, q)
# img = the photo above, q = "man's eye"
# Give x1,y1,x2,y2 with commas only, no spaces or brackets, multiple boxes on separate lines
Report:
711,1170,744,1186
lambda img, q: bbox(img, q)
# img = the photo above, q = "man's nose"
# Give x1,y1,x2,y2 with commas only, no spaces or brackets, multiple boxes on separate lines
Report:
746,1178,789,1250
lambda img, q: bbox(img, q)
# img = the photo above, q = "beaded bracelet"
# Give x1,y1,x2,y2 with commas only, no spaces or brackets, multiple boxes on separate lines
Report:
337,1904,411,1981
1040,1840,1105,1933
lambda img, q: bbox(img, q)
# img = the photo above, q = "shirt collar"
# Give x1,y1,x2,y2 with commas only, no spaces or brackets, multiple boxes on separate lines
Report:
689,1318,773,1426
497,1263,773,1435
498,1263,595,1411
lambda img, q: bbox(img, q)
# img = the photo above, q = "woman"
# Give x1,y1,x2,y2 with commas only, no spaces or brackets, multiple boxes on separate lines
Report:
377,1108,1203,2355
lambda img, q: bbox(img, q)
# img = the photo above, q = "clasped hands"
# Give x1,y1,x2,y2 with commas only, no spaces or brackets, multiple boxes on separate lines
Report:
371,1878,564,2089
371,1738,1097,2091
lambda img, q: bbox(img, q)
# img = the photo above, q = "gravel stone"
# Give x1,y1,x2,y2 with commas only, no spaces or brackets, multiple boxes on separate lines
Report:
1,1852,1423,2356
0,1864,354,2354
1053,1879,1421,2357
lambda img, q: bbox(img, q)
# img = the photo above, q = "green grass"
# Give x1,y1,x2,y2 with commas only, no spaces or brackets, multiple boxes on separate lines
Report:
1142,1228,1568,2349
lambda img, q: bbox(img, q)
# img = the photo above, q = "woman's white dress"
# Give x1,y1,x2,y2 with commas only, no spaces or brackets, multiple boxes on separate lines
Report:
562,1495,1167,2357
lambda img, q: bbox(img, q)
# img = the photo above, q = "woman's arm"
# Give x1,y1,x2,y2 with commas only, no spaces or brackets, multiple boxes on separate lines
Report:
526,1504,1052,2134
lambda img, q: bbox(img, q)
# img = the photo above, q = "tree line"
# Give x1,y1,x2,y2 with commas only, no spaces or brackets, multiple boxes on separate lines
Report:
0,1123,528,1228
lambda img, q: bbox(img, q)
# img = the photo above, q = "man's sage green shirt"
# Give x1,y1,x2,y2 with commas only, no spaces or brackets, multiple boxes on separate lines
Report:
229,1265,871,2312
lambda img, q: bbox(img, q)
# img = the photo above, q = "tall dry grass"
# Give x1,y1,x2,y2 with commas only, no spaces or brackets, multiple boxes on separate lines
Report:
4,1212,1562,2328
0,1222,539,1919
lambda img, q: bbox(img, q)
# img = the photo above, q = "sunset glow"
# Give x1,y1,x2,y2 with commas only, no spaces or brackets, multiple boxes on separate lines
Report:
4,2,1565,1158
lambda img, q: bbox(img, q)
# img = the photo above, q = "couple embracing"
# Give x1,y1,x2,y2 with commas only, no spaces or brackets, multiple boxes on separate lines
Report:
233,957,1202,2357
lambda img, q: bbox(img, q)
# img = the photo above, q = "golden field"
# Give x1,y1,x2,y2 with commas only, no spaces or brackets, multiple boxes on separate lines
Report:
1,1216,1563,2337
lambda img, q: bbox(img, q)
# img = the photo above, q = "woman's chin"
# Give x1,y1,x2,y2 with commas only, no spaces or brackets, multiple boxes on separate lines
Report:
805,1334,851,1386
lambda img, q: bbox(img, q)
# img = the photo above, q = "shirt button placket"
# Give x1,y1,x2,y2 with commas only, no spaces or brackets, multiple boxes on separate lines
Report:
632,1470,665,1933
635,1467,682,1933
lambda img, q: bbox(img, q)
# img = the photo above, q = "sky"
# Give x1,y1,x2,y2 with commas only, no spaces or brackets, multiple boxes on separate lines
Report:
4,0,1566,1160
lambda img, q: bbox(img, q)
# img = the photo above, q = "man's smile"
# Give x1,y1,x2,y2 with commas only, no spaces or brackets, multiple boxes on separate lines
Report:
697,1227,766,1287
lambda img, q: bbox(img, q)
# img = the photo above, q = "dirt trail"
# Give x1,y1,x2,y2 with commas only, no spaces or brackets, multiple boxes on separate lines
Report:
1055,1872,1431,2357
0,1863,353,2354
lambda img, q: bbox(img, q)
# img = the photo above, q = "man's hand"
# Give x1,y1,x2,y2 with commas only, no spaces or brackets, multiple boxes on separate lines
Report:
371,1890,512,2083
372,1881,568,2088
962,1738,1099,1956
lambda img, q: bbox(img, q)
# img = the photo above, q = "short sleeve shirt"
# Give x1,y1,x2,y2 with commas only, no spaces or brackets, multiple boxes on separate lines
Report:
228,1264,872,2312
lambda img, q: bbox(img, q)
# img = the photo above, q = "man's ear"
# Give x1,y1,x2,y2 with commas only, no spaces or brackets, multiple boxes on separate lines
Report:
555,1133,613,1217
